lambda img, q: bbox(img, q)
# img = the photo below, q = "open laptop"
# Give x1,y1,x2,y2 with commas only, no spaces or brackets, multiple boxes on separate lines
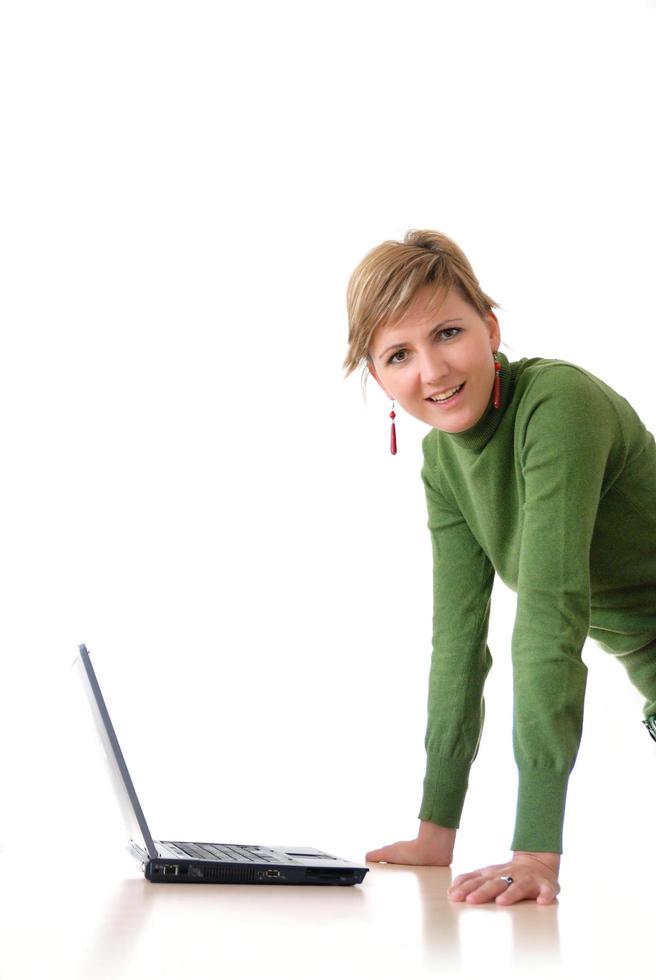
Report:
77,644,368,886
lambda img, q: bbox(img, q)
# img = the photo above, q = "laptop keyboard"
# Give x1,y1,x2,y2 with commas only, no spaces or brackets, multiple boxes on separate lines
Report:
162,841,277,863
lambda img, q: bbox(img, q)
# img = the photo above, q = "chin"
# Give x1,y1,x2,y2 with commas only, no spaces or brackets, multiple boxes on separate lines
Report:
432,417,471,434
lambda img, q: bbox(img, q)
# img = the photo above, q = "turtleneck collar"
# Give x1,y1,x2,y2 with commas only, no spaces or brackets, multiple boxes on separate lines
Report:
441,351,513,453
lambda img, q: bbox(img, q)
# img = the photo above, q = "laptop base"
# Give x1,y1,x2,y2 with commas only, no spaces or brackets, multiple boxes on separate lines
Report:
144,840,367,885
146,860,365,885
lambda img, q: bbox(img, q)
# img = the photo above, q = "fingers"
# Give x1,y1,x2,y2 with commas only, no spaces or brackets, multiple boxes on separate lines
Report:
449,874,515,904
447,865,560,905
450,868,488,888
536,878,560,905
496,874,559,906
450,862,509,889
365,842,405,863
449,871,558,906
448,871,483,894
495,877,539,905
367,838,453,867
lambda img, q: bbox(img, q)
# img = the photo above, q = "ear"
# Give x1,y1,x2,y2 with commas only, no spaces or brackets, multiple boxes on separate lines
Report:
486,310,501,349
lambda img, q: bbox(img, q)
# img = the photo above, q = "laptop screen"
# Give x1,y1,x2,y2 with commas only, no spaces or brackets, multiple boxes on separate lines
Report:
77,644,158,860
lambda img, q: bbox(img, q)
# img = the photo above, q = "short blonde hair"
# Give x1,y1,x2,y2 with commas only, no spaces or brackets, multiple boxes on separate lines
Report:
344,229,499,376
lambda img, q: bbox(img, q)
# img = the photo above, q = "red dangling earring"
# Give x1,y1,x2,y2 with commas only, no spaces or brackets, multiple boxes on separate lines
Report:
493,352,501,409
390,401,397,455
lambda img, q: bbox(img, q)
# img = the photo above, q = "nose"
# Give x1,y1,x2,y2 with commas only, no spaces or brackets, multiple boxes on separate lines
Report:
417,346,450,386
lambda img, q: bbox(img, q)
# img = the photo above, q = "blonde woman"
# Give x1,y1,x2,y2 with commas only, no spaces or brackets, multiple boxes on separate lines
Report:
345,230,656,905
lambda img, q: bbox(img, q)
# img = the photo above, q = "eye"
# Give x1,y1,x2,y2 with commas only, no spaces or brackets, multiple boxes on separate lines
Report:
387,349,408,365
439,327,461,340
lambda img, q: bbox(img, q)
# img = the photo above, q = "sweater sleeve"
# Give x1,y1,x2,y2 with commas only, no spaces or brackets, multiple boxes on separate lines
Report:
418,446,495,829
510,367,622,853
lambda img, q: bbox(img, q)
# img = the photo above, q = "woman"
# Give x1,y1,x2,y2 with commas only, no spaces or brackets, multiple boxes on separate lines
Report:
344,230,656,906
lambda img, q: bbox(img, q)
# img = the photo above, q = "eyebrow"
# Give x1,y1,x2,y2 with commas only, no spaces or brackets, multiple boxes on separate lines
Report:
376,318,464,360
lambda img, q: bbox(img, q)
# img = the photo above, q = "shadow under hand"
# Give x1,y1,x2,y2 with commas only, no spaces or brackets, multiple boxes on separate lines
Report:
509,899,560,969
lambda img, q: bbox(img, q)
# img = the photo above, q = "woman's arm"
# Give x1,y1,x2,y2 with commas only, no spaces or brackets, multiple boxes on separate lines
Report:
509,367,621,854
366,441,495,865
419,456,496,830
447,367,622,904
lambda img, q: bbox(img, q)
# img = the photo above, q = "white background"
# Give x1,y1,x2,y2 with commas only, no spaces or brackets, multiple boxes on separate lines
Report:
1,0,655,883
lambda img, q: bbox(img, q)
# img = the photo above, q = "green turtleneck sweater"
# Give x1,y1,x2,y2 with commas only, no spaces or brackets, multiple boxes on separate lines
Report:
418,352,656,853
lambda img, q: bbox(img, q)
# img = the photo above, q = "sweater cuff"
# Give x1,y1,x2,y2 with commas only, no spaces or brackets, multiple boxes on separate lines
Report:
510,769,570,854
418,757,471,828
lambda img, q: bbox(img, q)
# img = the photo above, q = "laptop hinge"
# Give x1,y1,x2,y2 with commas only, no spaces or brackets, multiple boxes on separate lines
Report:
128,839,151,863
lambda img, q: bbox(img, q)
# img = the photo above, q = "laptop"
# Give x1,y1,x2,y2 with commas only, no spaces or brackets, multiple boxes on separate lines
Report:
77,644,368,886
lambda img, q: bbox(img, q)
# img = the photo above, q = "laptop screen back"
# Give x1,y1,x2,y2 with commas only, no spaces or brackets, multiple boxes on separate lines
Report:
77,644,158,860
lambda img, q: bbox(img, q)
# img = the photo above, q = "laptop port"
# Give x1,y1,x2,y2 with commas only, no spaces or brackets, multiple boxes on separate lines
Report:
263,869,282,879
163,865,179,876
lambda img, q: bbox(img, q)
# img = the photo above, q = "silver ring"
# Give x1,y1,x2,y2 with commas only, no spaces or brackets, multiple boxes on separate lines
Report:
499,875,514,887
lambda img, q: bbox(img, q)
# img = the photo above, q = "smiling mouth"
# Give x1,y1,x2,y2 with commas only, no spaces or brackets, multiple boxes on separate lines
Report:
427,382,465,404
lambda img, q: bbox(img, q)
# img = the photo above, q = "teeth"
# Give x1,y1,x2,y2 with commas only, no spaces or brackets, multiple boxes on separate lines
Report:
429,384,462,402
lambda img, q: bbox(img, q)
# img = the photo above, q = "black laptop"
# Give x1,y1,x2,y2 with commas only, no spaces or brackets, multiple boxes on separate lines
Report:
77,644,368,886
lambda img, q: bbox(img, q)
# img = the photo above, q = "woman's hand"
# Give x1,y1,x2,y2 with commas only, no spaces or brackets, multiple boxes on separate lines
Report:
366,821,456,866
447,851,560,905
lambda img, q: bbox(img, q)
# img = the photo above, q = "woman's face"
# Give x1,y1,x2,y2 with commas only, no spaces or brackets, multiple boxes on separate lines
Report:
368,286,501,433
